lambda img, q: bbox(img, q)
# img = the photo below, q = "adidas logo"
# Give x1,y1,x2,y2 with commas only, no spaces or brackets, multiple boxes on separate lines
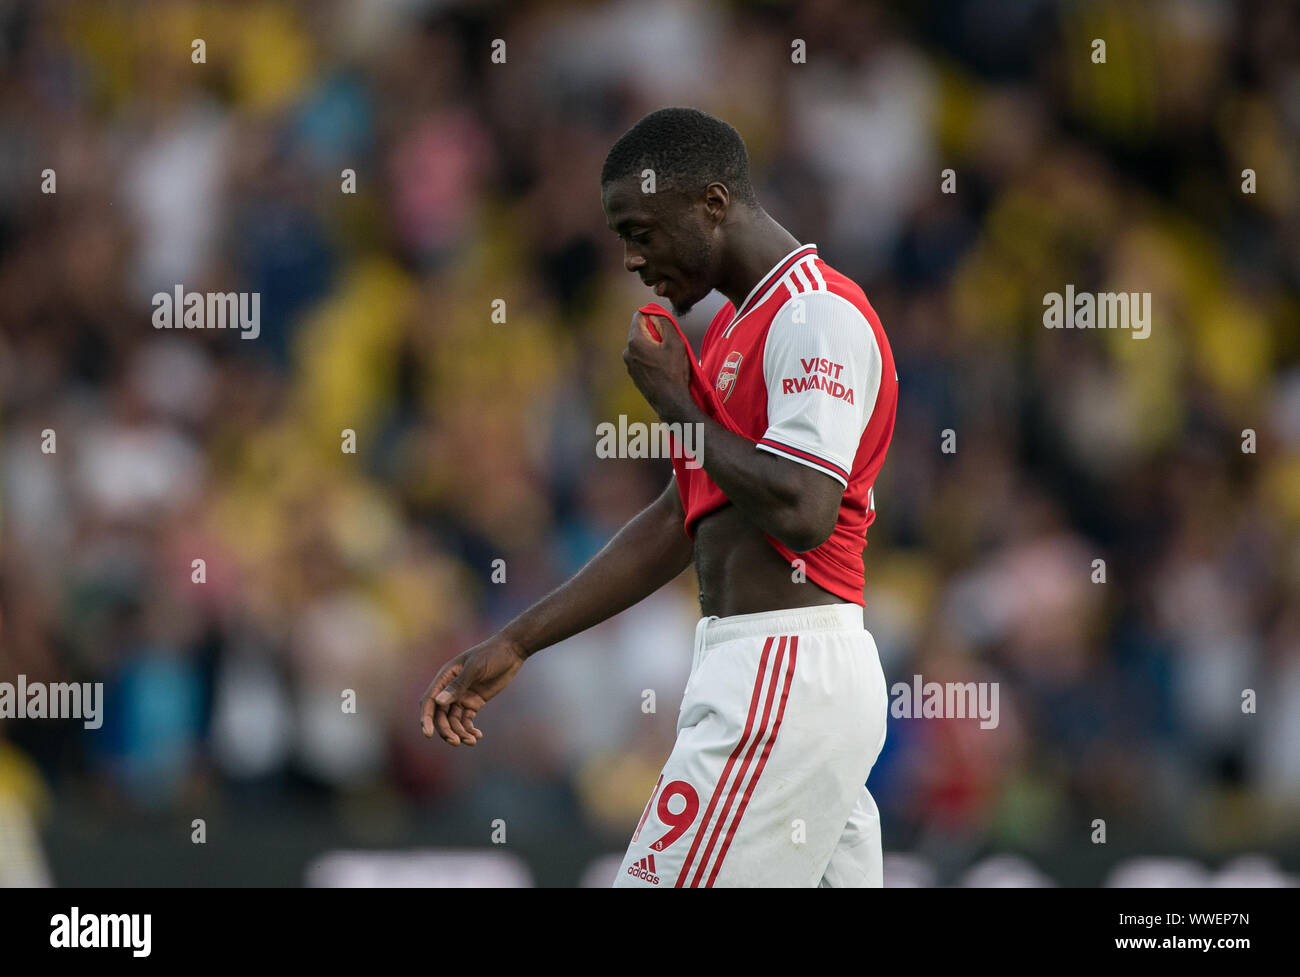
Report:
627,855,660,885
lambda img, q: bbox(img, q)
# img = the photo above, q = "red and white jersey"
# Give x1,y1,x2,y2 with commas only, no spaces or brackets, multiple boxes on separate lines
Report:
667,243,897,606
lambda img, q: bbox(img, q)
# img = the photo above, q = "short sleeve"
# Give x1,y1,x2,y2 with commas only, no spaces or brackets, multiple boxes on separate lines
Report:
757,291,882,489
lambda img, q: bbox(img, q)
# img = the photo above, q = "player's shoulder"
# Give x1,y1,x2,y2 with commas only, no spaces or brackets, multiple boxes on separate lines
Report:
767,258,881,337
762,256,895,382
804,257,882,330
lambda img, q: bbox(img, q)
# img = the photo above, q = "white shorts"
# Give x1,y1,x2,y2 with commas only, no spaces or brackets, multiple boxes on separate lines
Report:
614,602,889,888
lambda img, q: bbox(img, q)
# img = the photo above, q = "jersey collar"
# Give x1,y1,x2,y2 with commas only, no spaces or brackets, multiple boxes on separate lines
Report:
732,243,818,322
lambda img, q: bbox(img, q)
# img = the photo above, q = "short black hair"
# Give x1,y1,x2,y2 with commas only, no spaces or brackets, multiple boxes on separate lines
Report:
601,107,757,205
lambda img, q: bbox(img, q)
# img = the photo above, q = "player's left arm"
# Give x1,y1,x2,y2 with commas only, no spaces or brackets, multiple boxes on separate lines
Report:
625,292,881,552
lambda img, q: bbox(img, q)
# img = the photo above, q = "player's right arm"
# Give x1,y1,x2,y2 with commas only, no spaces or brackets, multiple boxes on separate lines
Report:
420,475,693,746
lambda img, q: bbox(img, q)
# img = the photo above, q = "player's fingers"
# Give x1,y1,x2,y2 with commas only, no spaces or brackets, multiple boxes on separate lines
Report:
454,706,480,743
420,663,463,733
463,708,483,739
421,694,437,738
434,703,460,746
434,663,473,707
448,702,476,745
420,664,460,738
650,313,677,345
628,312,661,348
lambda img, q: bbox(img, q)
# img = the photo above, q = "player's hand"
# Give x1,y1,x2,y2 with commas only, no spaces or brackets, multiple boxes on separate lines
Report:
623,310,693,423
419,637,527,746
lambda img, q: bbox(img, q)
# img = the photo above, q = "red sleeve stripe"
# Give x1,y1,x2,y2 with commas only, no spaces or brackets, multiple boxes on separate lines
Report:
757,438,850,484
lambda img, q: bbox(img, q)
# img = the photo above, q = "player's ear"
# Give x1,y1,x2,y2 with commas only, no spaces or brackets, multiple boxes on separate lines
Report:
703,182,729,224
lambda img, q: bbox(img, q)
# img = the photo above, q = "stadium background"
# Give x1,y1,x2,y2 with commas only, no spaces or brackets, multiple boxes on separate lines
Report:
1,0,1298,887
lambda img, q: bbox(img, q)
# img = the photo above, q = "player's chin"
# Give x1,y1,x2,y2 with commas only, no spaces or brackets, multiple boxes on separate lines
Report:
668,283,703,317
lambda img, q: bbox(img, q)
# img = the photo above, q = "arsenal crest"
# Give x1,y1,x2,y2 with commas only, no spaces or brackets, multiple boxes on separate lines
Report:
716,350,743,403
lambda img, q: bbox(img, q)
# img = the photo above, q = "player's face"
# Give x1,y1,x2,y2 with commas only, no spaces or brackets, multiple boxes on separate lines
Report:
602,176,717,317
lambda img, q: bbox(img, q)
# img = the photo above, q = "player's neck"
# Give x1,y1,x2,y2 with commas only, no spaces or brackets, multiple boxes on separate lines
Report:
717,212,803,312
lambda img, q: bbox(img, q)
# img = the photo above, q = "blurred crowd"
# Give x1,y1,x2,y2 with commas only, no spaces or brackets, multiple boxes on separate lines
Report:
1,0,1299,884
